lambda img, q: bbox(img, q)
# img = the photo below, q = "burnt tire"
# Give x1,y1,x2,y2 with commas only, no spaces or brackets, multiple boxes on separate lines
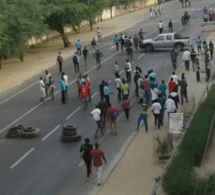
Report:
6,132,20,138
8,127,18,133
62,130,77,136
61,133,81,142
145,44,153,52
24,126,36,132
16,124,25,131
63,125,77,131
20,128,41,138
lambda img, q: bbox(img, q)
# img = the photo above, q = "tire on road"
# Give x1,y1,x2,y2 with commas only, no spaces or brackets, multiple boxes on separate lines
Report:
63,125,77,131
20,128,41,138
6,127,19,138
62,130,77,136
16,124,25,131
24,126,36,132
61,133,81,142
145,44,153,52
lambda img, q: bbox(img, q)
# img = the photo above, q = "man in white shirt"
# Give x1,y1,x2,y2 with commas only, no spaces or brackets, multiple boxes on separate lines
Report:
165,96,177,116
115,74,122,100
91,106,104,138
125,59,132,82
150,86,158,103
44,70,51,97
96,27,103,43
182,49,191,71
158,21,163,34
39,77,46,103
152,100,162,129
62,72,68,99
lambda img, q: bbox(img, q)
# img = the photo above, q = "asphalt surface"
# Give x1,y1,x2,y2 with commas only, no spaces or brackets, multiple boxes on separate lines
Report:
0,0,215,194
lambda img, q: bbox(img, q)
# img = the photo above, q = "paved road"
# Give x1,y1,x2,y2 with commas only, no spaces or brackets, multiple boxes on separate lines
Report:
0,0,215,194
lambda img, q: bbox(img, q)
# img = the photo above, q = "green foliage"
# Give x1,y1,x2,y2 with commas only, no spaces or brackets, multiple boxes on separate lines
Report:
162,85,215,195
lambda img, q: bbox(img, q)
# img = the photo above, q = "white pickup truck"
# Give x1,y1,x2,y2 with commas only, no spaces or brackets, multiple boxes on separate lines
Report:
139,33,191,52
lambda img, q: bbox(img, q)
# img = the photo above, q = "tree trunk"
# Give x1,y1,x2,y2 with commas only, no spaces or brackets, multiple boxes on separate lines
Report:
110,7,113,18
0,55,2,69
19,53,24,62
89,20,93,31
60,30,70,48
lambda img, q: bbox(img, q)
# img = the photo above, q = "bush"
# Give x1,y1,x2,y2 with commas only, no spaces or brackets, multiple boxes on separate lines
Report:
162,85,215,194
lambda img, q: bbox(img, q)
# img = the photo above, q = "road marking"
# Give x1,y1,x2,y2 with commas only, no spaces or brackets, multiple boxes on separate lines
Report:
0,104,41,133
137,53,145,60
66,107,81,120
164,60,171,67
109,45,116,50
0,82,37,105
10,148,35,169
42,125,61,141
119,70,124,75
91,92,98,99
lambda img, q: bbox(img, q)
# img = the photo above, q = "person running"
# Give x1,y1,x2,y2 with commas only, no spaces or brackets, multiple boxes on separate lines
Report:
90,143,107,186
80,138,93,181
106,104,119,135
96,27,103,43
73,52,80,73
93,49,103,69
136,103,148,132
83,47,89,66
62,72,68,100
56,52,63,73
76,39,82,56
91,38,97,53
60,76,66,104
80,81,89,110
39,77,46,103
91,106,104,138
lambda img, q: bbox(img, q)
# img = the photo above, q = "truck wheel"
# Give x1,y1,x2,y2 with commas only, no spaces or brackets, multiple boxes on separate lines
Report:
145,44,153,52
175,43,184,51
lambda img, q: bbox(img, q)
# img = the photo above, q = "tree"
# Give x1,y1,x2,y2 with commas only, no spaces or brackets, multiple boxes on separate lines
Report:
43,0,87,47
108,0,120,18
0,0,48,68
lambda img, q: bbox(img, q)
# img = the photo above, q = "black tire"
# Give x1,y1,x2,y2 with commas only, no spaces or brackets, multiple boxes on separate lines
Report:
62,130,77,136
16,124,25,130
6,132,19,138
175,43,184,51
63,125,77,131
8,127,18,133
145,44,153,52
24,126,36,132
20,128,41,138
61,133,81,142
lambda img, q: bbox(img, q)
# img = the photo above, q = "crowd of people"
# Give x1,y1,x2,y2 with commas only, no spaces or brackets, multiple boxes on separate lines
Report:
37,3,215,186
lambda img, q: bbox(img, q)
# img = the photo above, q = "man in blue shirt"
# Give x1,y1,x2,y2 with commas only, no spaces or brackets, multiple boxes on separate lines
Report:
76,39,82,56
196,37,202,53
103,82,110,107
114,34,119,51
60,77,66,104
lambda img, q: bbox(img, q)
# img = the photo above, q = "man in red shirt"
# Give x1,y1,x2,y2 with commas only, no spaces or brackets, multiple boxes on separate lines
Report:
168,77,177,93
84,74,91,101
106,104,119,135
90,143,107,186
80,82,89,110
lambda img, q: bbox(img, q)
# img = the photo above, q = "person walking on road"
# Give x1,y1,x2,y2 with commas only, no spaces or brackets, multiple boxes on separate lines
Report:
182,49,191,71
154,6,158,18
114,34,119,51
106,105,119,135
44,70,51,98
158,21,163,34
158,94,166,126
158,5,162,16
165,96,177,118
56,52,63,73
138,28,144,41
60,76,66,104
170,47,177,70
121,78,129,100
49,76,55,101
209,41,214,60
80,81,89,110
80,138,93,181
150,7,153,18
159,80,167,99
114,61,120,77
119,33,125,52
91,106,104,138
179,75,188,104
99,80,105,101
83,47,89,66
123,98,130,120
91,38,97,53
77,73,84,98
62,72,68,100
133,34,139,52
96,27,103,43
93,49,103,69
103,82,111,107
84,74,91,101
152,100,162,129
206,55,211,81
115,74,122,100
142,75,150,105
97,100,108,128
125,59,132,82
136,103,148,132
196,37,202,53
90,143,107,186
73,52,80,73
190,48,197,71
168,20,173,33
76,39,82,56
168,77,177,93
39,77,46,103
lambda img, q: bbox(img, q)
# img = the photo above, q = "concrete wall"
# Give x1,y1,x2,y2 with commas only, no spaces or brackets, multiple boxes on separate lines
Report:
29,0,157,45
